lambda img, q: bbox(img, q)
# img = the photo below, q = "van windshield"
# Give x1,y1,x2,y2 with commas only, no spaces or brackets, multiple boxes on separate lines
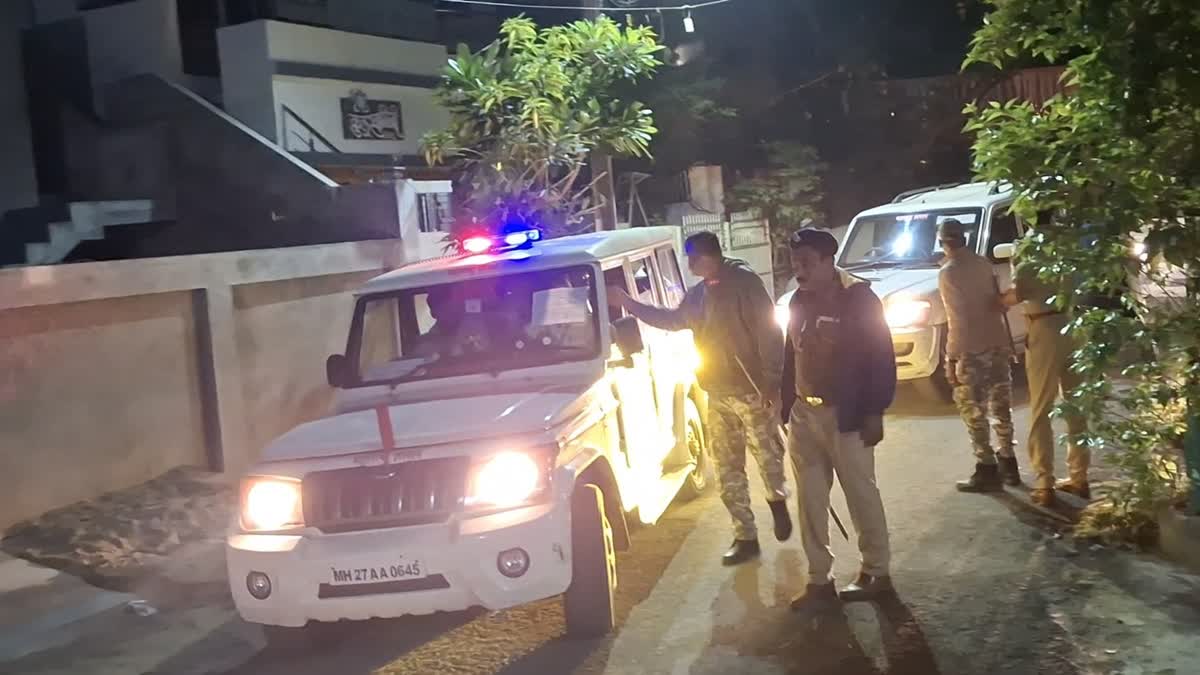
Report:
348,265,600,386
840,209,983,269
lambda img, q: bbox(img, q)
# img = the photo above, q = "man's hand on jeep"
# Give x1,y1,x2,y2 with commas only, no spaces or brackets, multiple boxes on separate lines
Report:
606,286,631,309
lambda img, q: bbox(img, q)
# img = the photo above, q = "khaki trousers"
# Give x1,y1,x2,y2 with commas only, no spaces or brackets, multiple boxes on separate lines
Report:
788,402,890,584
1024,313,1089,489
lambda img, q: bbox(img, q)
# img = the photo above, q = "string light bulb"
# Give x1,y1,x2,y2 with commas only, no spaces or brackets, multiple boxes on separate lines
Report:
683,10,695,33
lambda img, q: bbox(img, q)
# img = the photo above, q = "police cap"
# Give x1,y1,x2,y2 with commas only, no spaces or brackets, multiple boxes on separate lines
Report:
788,228,839,258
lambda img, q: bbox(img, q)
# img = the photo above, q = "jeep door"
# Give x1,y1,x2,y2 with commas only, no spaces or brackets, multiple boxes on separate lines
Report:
983,205,1029,351
603,263,663,481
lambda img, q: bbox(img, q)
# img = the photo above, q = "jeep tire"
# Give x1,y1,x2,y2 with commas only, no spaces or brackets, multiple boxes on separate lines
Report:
563,484,616,638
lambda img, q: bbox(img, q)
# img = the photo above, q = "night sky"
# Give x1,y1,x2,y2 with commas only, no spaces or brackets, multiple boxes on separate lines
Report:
455,0,994,224
498,0,987,81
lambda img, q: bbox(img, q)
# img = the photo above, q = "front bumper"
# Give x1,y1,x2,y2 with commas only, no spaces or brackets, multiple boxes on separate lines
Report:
227,502,572,627
890,325,940,381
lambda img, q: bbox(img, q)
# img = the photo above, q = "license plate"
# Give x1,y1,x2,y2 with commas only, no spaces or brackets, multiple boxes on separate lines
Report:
329,559,424,586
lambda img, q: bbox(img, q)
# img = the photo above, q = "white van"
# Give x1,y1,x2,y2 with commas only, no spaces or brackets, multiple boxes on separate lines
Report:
226,227,710,645
774,182,1029,401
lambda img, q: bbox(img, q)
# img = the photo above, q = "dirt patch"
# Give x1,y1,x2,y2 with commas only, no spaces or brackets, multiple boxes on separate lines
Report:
1,467,234,596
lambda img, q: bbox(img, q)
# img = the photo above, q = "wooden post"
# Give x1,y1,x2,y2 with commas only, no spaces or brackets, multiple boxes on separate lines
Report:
583,0,619,231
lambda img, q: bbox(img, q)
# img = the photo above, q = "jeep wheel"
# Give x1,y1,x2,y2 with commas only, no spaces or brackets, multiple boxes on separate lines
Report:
676,399,710,501
913,330,954,405
913,369,954,405
563,484,616,639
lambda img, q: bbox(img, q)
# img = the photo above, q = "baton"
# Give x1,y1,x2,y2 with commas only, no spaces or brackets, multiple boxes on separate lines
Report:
733,355,851,541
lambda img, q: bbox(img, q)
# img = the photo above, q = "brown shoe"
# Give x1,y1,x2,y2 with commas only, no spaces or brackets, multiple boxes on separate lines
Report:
1055,479,1091,500
1030,488,1057,507
838,572,894,603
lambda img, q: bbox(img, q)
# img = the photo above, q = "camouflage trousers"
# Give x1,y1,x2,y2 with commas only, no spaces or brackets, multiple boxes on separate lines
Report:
950,347,1015,464
707,393,788,540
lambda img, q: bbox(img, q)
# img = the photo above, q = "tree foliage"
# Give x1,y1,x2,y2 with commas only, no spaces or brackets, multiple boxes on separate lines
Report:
728,142,827,288
965,0,1200,526
421,16,662,238
639,62,738,175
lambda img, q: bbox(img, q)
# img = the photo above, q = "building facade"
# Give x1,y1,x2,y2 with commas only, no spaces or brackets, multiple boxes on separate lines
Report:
2,0,491,266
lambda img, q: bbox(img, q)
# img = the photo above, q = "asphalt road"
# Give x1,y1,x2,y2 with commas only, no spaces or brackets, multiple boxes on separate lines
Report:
9,386,1200,675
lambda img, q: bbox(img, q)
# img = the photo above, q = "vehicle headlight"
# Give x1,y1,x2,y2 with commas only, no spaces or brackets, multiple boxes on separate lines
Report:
884,296,932,330
466,452,551,509
240,477,304,532
774,303,791,332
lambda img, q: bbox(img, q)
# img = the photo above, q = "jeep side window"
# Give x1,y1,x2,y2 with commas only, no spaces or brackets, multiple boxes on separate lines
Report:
988,210,1021,261
629,256,657,304
655,246,685,306
604,266,629,318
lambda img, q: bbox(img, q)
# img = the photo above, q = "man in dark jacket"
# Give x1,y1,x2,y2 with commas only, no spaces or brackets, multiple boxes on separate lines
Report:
782,228,897,611
608,231,791,565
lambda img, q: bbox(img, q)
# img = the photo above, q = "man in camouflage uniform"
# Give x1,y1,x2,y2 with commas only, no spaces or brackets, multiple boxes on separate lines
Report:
936,219,1020,491
608,231,790,565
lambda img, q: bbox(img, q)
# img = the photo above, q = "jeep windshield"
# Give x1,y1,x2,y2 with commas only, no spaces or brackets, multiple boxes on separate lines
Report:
840,208,984,270
348,265,601,386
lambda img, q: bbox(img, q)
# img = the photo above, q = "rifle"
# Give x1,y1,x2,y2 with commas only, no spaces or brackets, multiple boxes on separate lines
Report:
992,272,1019,364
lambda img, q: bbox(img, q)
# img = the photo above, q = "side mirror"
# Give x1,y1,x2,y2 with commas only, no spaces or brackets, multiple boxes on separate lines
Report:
326,354,352,388
611,315,645,358
992,243,1015,260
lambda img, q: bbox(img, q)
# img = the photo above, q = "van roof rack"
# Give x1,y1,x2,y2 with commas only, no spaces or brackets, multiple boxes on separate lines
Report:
890,182,970,204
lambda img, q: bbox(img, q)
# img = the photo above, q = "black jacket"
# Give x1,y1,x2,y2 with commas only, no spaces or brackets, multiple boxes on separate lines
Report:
781,274,897,432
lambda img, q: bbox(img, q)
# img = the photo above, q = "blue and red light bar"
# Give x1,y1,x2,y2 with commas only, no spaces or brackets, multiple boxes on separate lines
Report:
459,228,542,255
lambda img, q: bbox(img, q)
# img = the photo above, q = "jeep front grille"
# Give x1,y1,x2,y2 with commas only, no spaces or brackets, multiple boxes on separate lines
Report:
302,458,470,533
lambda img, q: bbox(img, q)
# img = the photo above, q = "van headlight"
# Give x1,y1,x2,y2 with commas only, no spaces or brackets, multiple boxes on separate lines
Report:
240,477,304,532
465,451,552,509
884,296,932,330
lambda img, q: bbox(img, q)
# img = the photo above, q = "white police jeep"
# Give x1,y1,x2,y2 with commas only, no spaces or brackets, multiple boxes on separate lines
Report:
226,226,710,645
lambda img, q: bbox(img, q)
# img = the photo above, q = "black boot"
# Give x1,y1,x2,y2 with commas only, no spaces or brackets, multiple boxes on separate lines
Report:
790,582,839,613
956,463,1003,493
722,539,760,566
998,456,1021,486
839,571,895,603
768,499,793,541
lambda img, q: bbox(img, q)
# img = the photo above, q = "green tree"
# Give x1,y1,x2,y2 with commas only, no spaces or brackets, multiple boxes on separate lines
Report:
728,142,827,290
964,0,1200,535
639,63,738,175
421,16,662,238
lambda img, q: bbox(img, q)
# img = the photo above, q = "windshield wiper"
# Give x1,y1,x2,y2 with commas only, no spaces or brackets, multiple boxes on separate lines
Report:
846,258,904,271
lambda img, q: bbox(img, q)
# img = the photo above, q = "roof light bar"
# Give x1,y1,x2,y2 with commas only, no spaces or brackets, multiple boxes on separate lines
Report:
457,228,542,255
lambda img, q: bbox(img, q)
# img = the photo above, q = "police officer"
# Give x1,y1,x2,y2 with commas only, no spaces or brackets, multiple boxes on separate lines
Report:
607,231,791,565
936,219,1020,491
782,228,896,609
1001,232,1090,507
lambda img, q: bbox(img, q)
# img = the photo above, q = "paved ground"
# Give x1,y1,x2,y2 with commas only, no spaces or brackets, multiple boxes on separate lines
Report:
5,386,1200,675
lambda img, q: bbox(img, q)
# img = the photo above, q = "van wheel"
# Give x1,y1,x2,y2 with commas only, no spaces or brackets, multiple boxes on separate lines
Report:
563,484,616,639
676,399,709,501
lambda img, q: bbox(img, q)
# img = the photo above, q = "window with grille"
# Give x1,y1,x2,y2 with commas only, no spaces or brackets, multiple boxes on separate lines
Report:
417,193,452,233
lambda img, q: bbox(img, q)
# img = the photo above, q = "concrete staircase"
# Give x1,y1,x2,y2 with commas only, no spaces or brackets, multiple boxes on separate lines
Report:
1,200,168,267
